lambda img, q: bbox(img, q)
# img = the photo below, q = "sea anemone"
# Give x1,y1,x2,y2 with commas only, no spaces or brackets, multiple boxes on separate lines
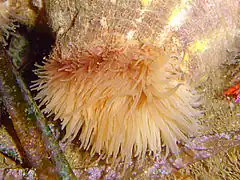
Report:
0,0,37,45
32,34,201,164
0,0,16,45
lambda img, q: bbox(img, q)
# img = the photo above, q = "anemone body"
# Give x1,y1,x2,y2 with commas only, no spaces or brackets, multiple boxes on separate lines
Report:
33,35,201,163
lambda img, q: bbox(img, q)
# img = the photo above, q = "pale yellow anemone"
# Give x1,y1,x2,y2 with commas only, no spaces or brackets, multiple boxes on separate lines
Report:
32,35,201,164
0,1,16,45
